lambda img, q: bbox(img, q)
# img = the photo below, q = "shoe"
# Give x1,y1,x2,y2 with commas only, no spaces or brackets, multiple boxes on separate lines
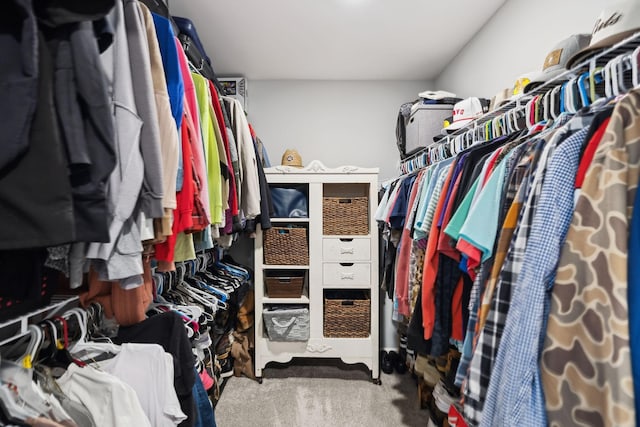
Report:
380,350,395,375
218,355,234,379
394,350,407,375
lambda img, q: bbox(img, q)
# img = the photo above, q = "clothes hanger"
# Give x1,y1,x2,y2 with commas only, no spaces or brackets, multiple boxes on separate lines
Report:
541,90,551,122
616,53,631,93
577,72,591,108
550,85,561,119
632,45,640,88
603,59,614,98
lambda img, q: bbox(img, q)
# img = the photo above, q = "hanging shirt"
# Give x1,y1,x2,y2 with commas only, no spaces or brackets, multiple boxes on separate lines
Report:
192,73,223,226
140,4,179,213
394,172,424,317
414,158,454,239
151,13,184,191
155,104,196,266
58,364,151,427
457,151,514,264
417,162,452,237
124,0,164,220
542,90,640,427
94,343,187,427
481,127,589,427
175,38,211,232
421,161,456,340
224,96,261,221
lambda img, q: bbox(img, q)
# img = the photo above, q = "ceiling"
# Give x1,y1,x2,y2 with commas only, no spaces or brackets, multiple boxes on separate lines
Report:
169,0,507,81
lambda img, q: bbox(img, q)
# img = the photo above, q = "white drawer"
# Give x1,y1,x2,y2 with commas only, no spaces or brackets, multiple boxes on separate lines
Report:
323,263,371,287
323,238,371,262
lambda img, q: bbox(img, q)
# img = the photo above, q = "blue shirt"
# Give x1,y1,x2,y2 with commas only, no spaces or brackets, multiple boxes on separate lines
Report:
152,13,185,191
480,127,588,427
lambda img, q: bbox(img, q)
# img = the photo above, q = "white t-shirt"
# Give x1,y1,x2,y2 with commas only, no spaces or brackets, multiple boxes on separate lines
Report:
57,364,151,427
94,343,187,427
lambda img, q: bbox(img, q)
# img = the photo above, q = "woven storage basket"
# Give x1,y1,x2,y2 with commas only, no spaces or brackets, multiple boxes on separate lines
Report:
322,197,369,235
323,291,370,338
263,226,309,265
263,306,309,341
265,272,304,298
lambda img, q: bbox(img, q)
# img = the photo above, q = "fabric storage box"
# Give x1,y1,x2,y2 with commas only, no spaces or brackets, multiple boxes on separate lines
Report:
323,290,370,338
263,226,309,265
404,102,454,157
263,306,310,341
270,185,308,218
322,197,369,235
265,270,305,298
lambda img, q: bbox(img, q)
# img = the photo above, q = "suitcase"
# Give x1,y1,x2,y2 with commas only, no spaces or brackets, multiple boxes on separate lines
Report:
403,101,455,158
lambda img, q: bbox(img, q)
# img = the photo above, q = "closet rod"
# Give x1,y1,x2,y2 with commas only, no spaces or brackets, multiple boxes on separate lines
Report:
400,30,640,172
0,296,79,347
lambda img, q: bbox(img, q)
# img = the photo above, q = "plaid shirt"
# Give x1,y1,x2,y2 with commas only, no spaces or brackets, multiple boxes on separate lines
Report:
481,126,590,427
463,137,546,426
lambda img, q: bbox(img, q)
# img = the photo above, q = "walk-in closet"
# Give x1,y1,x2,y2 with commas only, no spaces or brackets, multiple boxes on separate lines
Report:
1,0,639,426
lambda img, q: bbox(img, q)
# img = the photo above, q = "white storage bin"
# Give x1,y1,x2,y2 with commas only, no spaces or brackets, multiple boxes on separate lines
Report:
263,306,310,341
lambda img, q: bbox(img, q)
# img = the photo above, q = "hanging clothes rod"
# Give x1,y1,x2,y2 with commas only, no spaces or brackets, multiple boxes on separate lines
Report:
0,296,80,347
399,31,640,174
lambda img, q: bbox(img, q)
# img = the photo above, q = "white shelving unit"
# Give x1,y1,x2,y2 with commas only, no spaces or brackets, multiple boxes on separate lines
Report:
254,160,380,382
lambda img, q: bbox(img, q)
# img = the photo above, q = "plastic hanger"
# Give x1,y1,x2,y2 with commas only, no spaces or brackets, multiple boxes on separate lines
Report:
549,86,560,119
560,82,568,114
525,96,535,128
603,59,614,98
616,54,631,93
577,72,591,108
632,45,640,88
609,56,621,97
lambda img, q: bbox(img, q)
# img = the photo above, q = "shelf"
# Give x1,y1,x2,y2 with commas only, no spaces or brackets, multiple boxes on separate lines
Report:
262,265,310,269
270,217,309,223
263,296,310,304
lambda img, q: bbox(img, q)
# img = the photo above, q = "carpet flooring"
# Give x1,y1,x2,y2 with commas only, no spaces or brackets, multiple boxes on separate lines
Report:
214,359,427,427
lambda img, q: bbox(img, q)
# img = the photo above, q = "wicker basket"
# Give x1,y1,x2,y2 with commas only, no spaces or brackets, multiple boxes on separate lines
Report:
322,197,369,235
324,291,370,338
265,272,305,298
263,226,309,265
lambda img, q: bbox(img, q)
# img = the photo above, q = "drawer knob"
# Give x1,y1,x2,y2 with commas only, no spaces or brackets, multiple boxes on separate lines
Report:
341,273,355,280
340,247,354,254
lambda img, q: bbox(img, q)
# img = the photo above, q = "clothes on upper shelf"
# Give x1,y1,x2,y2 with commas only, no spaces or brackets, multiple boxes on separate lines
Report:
0,0,273,321
378,87,640,426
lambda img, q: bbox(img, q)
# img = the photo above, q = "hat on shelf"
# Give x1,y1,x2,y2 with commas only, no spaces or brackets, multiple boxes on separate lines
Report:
567,0,640,69
441,97,486,134
281,149,303,167
511,71,538,98
418,90,458,100
524,33,592,93
489,88,512,112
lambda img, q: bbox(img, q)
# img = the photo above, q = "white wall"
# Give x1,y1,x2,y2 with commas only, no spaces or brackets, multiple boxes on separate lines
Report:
435,0,608,99
248,80,431,183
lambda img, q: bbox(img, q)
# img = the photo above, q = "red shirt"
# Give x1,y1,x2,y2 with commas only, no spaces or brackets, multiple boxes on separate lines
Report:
575,117,610,189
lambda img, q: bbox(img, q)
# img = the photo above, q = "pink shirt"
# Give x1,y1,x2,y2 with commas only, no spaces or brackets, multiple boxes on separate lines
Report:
175,38,210,223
